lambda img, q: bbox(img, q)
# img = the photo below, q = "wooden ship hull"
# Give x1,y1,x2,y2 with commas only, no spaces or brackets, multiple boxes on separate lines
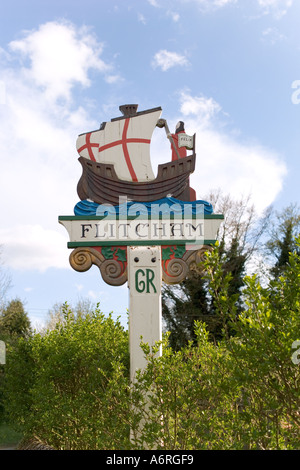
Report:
77,153,196,205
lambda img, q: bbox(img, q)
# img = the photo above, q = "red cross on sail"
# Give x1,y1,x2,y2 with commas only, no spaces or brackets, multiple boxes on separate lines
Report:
76,107,162,182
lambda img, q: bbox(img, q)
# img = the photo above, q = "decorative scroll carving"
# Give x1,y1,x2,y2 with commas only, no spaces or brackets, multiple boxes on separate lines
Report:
183,245,213,273
69,247,127,286
69,245,213,286
162,245,213,285
162,257,188,284
100,259,127,286
69,247,104,272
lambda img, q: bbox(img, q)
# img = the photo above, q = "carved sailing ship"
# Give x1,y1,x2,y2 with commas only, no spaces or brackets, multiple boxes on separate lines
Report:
76,104,196,205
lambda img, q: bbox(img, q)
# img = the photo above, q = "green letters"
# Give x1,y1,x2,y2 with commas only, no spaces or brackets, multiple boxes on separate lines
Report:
135,268,157,293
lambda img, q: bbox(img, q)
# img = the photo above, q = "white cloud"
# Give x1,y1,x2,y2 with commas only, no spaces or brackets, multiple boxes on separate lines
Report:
9,21,110,102
88,290,98,299
178,92,287,213
191,128,286,214
207,0,236,5
167,11,180,22
180,0,237,10
257,0,293,18
147,0,160,6
150,91,287,215
105,74,124,84
0,21,114,272
185,0,292,13
0,225,70,271
179,91,222,126
138,13,147,24
152,0,292,16
152,49,189,71
261,27,286,44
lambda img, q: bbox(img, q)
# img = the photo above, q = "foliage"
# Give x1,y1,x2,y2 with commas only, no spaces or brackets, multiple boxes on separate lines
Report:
0,247,11,310
44,298,97,332
0,298,31,423
0,422,22,447
3,238,300,450
0,298,31,341
162,273,211,350
4,304,130,450
130,328,239,450
162,191,271,348
202,238,300,449
130,239,300,449
265,203,300,278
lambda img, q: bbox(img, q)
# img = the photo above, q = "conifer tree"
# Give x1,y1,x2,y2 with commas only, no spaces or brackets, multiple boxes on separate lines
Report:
0,298,31,341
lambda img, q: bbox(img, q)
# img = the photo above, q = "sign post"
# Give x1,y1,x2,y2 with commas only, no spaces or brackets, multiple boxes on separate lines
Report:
59,103,224,434
127,245,162,381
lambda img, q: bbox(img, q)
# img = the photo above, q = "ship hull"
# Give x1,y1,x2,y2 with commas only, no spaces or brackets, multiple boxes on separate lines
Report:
77,153,196,205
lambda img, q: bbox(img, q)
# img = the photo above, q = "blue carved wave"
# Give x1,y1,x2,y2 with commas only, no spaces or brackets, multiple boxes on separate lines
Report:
74,197,214,217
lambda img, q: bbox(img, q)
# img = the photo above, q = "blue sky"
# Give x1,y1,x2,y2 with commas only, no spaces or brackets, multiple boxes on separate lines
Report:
0,0,299,328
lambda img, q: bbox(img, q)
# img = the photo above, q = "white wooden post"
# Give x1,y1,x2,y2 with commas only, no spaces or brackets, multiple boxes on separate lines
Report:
127,245,162,382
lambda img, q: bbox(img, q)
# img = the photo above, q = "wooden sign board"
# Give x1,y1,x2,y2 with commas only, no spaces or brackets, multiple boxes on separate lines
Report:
59,214,223,247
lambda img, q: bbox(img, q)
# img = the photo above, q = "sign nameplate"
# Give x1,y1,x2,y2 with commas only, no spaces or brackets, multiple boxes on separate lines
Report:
59,215,223,247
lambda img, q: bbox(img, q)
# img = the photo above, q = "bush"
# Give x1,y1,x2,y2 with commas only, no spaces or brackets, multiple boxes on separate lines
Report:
3,238,300,450
130,238,300,449
4,304,130,450
202,237,300,449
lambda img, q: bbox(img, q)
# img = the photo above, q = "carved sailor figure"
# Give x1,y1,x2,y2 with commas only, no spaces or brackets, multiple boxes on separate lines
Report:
170,121,187,161
169,121,196,201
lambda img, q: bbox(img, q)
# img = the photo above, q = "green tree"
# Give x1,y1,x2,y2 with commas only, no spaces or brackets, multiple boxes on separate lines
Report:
4,303,129,450
0,298,31,423
3,241,300,450
0,247,11,313
162,191,271,348
118,238,300,449
137,236,299,449
0,298,31,341
203,237,300,448
44,298,96,332
162,273,210,350
266,203,300,278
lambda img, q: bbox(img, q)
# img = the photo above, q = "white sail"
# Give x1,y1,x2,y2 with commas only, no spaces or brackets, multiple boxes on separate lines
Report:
76,108,162,182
